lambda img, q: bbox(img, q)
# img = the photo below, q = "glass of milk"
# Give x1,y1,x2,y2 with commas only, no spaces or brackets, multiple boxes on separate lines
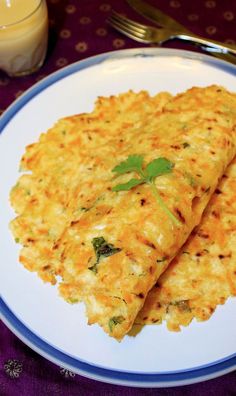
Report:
0,0,48,77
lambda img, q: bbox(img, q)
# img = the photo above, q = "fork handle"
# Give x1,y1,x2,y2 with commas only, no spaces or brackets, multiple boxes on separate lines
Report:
175,33,236,56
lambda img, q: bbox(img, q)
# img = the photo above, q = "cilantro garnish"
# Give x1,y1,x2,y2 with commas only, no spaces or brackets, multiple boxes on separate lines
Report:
112,154,144,176
112,155,181,226
88,236,122,274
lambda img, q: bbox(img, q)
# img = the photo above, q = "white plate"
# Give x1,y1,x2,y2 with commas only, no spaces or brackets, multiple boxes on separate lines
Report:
0,48,236,388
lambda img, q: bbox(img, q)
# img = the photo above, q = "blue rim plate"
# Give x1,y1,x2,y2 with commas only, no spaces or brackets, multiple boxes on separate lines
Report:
1,48,236,387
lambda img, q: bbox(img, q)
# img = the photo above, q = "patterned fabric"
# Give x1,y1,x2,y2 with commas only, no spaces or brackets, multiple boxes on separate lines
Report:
0,0,236,394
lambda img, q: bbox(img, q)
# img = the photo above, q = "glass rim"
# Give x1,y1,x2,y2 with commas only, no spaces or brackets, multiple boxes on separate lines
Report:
0,0,43,29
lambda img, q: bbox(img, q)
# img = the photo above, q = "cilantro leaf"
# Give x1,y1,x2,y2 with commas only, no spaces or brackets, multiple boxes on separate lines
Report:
112,178,144,192
92,236,121,260
112,155,144,175
145,157,174,181
112,155,181,226
88,237,122,274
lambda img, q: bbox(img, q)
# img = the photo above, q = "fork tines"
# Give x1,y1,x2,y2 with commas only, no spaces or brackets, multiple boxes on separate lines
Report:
107,10,149,43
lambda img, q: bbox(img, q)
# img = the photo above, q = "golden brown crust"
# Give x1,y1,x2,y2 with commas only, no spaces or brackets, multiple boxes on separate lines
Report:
10,86,236,340
136,157,236,331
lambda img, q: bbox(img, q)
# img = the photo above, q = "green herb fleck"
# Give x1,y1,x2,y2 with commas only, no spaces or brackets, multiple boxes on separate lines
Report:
80,206,90,212
173,300,191,312
156,256,168,263
112,155,180,226
80,195,105,213
11,182,19,191
92,237,121,260
88,263,98,274
108,315,125,332
15,237,20,243
189,176,196,187
88,236,122,274
184,172,197,187
183,142,190,148
67,297,79,304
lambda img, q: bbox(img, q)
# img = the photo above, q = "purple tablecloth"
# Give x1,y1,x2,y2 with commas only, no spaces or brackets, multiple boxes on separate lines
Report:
1,0,236,394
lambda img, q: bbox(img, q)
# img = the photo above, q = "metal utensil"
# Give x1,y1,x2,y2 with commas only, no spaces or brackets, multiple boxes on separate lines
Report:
126,0,192,34
107,11,236,57
125,0,236,64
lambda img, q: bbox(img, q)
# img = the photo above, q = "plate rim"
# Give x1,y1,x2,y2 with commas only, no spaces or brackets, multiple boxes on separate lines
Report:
1,298,236,388
1,47,236,387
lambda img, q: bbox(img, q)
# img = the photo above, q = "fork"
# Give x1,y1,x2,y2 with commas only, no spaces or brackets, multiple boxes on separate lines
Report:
107,11,236,57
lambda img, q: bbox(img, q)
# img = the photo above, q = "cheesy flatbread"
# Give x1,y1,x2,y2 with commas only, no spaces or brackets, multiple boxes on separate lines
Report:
10,86,236,340
10,91,170,284
136,157,236,330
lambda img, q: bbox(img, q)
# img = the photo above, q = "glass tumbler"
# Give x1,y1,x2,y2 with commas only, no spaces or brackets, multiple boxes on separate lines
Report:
0,0,48,77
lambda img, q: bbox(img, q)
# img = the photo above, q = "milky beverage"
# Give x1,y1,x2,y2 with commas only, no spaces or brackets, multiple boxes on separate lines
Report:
0,0,48,76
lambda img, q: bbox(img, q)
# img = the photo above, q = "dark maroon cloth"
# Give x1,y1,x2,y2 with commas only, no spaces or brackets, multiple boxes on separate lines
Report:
1,0,236,394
